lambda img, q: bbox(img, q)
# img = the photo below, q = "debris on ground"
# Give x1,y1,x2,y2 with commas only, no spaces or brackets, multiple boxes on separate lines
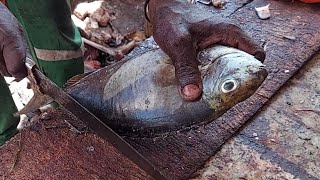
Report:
196,0,212,5
294,108,320,115
212,0,224,8
72,1,146,70
255,4,271,20
189,0,224,8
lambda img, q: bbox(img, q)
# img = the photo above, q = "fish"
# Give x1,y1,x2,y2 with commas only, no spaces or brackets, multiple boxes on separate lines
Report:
61,39,268,137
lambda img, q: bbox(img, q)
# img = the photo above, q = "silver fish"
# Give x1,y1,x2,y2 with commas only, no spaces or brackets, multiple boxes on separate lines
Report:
63,42,268,137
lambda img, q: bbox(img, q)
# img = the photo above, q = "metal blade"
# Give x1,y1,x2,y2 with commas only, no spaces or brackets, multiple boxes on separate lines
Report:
29,66,167,180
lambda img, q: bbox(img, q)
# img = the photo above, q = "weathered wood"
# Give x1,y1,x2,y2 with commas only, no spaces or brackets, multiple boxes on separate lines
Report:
1,1,319,179
195,52,320,179
126,1,320,179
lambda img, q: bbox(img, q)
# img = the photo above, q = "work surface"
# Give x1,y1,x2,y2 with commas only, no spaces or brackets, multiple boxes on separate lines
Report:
194,52,320,180
1,0,320,179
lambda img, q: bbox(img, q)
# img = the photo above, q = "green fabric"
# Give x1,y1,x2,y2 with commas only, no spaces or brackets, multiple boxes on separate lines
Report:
7,0,84,87
0,76,19,146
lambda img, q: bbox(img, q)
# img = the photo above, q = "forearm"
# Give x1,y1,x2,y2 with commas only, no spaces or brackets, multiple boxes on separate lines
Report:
148,0,190,24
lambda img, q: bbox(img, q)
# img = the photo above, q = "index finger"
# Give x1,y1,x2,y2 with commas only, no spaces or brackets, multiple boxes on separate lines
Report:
217,23,266,62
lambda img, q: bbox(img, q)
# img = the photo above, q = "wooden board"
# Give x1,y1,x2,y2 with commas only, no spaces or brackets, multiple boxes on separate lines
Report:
1,0,319,179
125,0,320,179
193,52,320,179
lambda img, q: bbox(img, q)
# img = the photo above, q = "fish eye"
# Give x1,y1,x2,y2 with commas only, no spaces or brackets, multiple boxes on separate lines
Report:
221,79,238,93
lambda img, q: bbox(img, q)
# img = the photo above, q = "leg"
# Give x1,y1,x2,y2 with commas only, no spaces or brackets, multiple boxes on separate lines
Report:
0,76,19,146
7,0,84,87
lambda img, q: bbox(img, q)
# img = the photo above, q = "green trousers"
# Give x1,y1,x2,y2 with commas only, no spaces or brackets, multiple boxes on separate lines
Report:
7,0,84,87
1,0,84,145
0,76,19,146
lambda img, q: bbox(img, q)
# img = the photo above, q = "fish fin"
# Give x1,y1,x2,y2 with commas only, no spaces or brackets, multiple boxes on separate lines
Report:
64,72,92,88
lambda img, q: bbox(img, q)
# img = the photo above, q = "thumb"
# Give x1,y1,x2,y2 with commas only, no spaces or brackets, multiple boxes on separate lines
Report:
0,3,27,79
3,36,28,79
173,55,203,101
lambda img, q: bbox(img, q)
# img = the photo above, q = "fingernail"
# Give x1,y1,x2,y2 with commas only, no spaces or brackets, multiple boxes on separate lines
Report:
182,84,202,101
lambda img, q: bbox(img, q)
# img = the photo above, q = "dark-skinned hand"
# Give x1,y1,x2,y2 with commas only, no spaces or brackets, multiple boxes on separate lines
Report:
0,2,27,80
148,0,265,101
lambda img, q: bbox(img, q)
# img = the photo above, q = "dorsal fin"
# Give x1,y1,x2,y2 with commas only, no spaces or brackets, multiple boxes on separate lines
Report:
64,72,92,89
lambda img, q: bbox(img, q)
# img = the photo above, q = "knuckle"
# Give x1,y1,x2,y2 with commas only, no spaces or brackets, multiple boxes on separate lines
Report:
175,65,201,84
170,30,191,46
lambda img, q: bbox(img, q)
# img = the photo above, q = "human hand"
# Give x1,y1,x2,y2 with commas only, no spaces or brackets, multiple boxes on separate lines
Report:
148,0,265,101
0,2,27,80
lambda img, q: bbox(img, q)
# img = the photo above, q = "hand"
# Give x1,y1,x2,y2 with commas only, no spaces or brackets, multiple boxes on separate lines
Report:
0,2,27,80
148,0,265,101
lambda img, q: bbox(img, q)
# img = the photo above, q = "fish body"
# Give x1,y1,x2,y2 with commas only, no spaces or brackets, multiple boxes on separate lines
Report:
66,40,268,137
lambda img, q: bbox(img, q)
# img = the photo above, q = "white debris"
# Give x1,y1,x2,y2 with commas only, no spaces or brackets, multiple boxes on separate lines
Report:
71,15,87,30
255,4,271,20
73,1,104,20
188,0,197,4
196,0,211,5
283,35,296,41
212,0,224,8
86,146,95,152
270,139,276,142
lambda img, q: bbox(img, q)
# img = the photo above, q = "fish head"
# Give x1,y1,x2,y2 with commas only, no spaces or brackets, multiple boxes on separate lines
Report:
199,46,268,111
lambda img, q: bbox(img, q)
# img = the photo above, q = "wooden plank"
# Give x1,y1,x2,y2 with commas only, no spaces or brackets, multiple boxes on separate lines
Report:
1,1,319,179
126,1,320,179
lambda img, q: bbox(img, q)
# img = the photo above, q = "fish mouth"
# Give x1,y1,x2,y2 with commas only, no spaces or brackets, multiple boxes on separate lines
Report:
247,65,268,77
257,66,269,78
